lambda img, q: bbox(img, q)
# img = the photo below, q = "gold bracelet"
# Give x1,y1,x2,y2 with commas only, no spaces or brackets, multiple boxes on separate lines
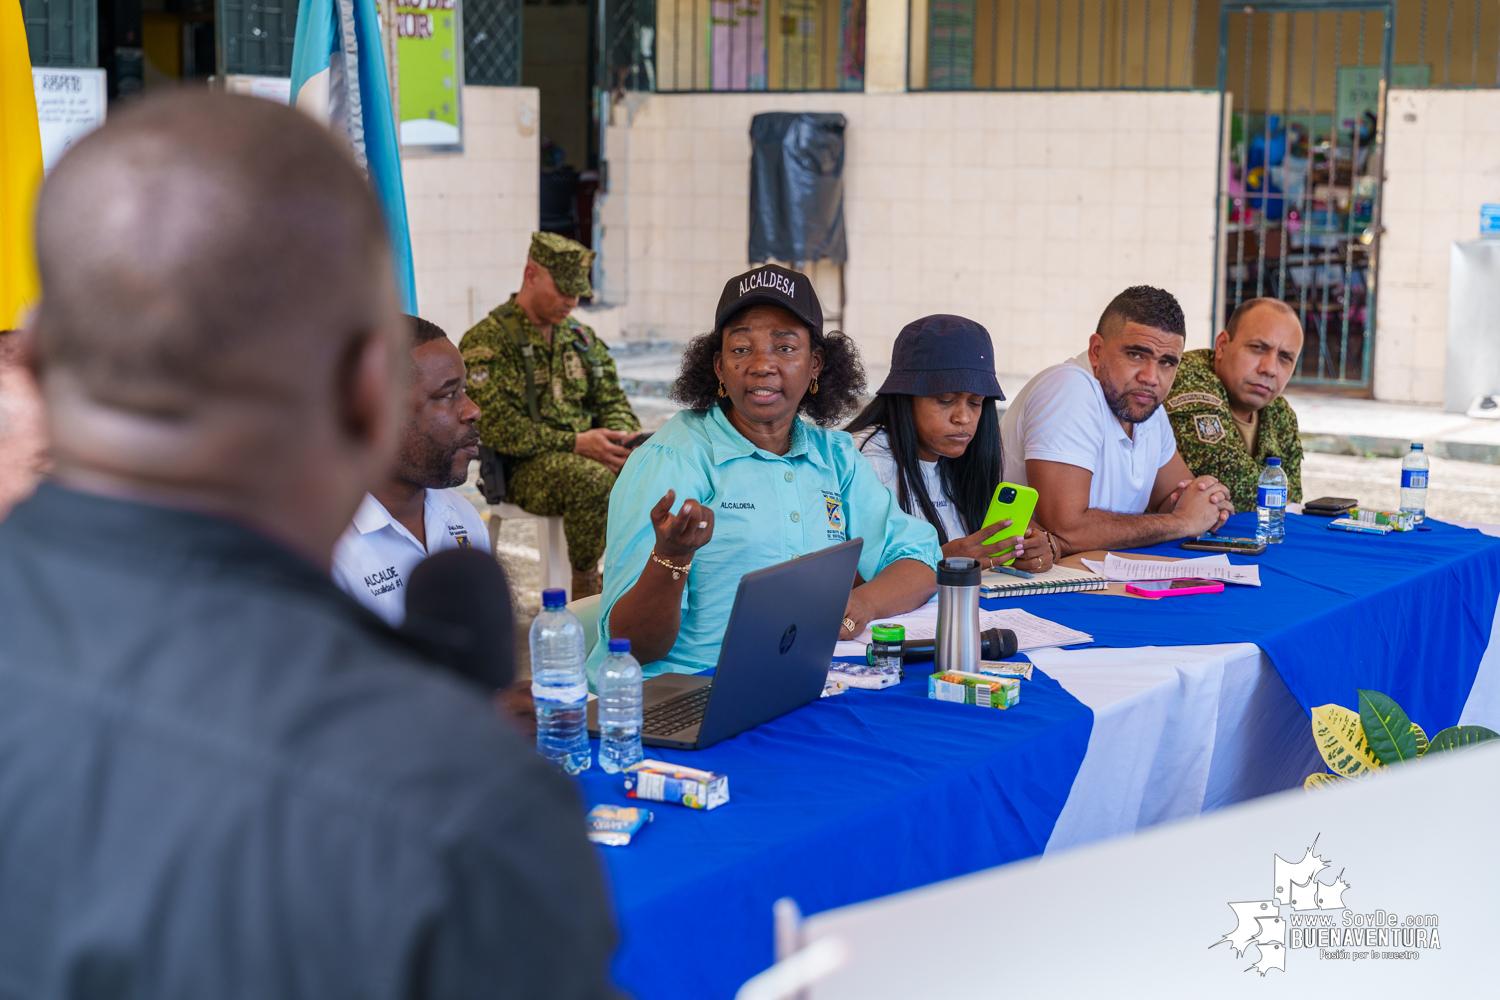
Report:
651,550,692,581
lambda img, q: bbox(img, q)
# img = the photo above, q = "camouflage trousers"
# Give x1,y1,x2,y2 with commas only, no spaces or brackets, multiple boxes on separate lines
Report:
505,451,616,571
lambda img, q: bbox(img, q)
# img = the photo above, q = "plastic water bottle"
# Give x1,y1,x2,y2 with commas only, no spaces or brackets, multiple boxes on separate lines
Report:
1256,456,1288,544
1400,443,1429,523
530,587,590,774
597,638,643,774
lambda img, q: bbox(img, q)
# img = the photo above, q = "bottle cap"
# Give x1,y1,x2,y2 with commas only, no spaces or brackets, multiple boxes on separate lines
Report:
541,587,568,609
871,623,905,643
1266,456,1281,466
1412,442,1424,450
608,638,631,653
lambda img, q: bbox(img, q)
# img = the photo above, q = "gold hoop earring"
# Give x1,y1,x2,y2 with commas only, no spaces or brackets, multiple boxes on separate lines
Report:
717,381,728,397
809,378,820,395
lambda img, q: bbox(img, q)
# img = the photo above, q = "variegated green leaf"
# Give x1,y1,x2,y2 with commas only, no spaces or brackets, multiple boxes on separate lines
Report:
1358,690,1420,766
1304,773,1347,792
1426,725,1500,754
1310,704,1382,778
1411,721,1429,756
1310,703,1382,778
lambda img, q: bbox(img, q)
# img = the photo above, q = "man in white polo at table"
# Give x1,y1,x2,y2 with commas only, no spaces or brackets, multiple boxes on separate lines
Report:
332,315,490,624
1000,285,1235,558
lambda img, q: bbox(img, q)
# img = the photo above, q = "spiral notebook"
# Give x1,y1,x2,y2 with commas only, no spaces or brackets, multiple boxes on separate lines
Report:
981,564,1109,598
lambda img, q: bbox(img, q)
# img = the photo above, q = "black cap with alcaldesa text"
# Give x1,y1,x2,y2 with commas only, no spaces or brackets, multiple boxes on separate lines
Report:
713,264,824,337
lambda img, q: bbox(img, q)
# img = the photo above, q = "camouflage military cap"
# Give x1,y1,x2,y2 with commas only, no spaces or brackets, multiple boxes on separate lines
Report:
529,232,594,298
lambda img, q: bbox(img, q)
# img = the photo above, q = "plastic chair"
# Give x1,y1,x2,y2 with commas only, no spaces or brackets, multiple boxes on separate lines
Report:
567,593,602,659
487,503,572,600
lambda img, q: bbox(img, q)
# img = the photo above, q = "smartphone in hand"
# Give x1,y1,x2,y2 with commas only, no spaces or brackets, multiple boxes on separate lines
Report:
980,483,1039,564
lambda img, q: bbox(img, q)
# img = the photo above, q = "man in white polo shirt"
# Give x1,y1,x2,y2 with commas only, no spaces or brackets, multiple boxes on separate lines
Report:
1000,286,1234,558
333,316,490,624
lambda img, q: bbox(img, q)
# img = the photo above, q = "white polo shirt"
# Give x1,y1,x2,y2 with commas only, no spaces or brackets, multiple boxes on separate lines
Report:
999,352,1178,514
331,489,490,625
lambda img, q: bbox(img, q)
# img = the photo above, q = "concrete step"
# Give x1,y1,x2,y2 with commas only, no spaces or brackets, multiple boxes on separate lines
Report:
1287,393,1500,465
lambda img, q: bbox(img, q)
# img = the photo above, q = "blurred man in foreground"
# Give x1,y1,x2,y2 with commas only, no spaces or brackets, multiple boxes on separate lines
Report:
0,92,620,999
1165,297,1305,512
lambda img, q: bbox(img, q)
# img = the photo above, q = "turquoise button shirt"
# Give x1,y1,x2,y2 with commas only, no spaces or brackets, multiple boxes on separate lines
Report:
588,405,941,683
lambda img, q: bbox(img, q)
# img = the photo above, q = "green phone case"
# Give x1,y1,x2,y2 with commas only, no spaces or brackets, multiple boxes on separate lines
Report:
980,483,1039,563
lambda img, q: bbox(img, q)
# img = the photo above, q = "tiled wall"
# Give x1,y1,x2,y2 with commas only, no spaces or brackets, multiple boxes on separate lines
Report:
599,90,1223,382
1377,89,1500,405
405,87,540,342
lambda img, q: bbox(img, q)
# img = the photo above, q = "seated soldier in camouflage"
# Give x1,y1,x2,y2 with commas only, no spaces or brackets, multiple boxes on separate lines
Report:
460,233,641,599
1165,297,1305,512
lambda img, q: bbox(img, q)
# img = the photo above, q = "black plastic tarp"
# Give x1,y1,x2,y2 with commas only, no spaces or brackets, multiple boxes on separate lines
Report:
748,112,847,266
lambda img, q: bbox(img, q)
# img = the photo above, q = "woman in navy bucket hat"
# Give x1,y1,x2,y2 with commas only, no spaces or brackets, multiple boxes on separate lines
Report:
847,315,1056,573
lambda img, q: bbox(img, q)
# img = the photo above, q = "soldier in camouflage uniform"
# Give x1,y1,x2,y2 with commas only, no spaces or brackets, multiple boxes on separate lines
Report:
460,233,640,598
1165,298,1305,513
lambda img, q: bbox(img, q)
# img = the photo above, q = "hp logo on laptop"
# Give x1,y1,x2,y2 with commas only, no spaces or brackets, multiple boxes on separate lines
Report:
779,624,797,655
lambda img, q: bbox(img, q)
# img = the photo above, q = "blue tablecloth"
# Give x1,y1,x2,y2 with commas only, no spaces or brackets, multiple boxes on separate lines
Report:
578,667,1092,1000
584,511,1500,999
988,511,1500,736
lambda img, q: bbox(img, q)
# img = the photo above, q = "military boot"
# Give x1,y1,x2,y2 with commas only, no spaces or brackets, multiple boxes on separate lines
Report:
571,567,603,600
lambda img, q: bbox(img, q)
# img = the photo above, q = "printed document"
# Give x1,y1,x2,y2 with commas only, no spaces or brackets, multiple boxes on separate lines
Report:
1079,552,1262,587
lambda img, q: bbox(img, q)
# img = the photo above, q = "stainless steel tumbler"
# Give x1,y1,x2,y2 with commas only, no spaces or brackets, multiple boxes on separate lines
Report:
935,557,981,674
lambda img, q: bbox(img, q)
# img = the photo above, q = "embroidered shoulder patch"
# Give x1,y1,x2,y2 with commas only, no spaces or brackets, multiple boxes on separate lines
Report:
564,352,586,380
468,369,489,386
1167,391,1224,412
1194,413,1227,444
462,346,494,363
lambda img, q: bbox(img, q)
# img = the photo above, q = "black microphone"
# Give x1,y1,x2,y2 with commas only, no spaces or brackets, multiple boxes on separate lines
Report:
400,548,516,691
882,627,1018,664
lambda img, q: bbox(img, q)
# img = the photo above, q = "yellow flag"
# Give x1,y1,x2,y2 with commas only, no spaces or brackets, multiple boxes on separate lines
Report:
1,2,43,329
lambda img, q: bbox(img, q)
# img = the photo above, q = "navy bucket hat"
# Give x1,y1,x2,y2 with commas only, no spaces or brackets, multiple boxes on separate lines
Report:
876,314,1005,400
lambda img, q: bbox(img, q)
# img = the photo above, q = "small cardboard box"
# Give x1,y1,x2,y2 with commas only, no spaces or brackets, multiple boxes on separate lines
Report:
1350,508,1416,531
928,671,1021,709
624,759,730,810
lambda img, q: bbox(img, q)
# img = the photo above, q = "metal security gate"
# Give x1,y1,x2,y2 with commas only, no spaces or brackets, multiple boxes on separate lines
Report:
1215,2,1393,393
22,0,96,67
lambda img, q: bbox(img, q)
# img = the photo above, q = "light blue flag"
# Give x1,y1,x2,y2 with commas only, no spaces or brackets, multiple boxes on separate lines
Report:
289,0,418,314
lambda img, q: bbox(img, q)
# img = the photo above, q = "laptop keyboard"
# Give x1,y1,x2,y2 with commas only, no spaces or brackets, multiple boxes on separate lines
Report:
643,685,713,736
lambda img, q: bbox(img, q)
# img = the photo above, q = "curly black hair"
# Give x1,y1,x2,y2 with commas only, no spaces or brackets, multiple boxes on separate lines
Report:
1094,285,1186,339
670,321,867,426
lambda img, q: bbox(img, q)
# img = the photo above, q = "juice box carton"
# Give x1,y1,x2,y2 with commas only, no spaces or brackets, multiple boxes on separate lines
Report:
928,671,1021,709
1350,508,1416,531
624,760,730,810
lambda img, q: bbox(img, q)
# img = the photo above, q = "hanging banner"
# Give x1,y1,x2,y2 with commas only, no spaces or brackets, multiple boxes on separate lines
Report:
396,0,463,151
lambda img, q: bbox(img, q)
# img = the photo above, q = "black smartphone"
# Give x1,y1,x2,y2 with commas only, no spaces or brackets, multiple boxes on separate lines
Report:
1303,496,1357,517
625,432,653,449
1180,533,1267,555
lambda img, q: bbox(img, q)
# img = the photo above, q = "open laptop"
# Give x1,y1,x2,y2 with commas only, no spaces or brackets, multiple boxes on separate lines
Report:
587,538,863,751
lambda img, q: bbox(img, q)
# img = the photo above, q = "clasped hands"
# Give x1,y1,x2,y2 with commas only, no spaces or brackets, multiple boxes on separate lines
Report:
1161,474,1235,533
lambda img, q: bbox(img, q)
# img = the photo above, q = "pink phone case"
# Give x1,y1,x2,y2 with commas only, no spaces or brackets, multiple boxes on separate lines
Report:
1125,580,1225,598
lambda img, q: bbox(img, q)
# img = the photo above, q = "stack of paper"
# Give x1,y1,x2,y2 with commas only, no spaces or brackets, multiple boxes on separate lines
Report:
833,603,1092,656
1079,552,1261,587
